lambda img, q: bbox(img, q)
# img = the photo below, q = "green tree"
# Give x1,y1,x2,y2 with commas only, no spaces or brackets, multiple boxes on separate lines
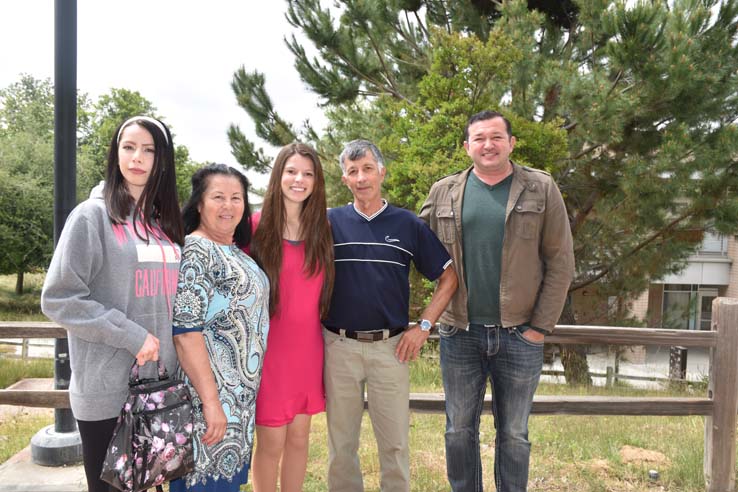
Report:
0,75,57,293
0,169,53,295
231,0,738,382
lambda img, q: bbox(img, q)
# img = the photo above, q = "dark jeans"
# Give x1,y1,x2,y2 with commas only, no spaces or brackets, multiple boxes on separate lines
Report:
77,417,118,492
439,324,543,492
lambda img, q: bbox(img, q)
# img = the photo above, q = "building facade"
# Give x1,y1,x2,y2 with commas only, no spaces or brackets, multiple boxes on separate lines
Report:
631,233,736,330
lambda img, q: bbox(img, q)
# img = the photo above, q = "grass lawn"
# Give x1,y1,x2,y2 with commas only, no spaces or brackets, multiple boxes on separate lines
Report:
0,414,54,464
0,357,54,389
237,402,709,491
246,351,719,491
0,273,47,321
0,273,731,490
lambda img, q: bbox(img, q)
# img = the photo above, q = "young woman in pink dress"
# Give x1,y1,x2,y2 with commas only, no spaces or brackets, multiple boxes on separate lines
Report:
249,143,334,492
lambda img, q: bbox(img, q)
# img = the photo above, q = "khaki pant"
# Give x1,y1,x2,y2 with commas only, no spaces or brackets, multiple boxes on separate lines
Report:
323,327,410,492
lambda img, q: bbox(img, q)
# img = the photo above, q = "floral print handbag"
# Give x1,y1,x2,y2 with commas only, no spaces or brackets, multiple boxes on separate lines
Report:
100,361,195,492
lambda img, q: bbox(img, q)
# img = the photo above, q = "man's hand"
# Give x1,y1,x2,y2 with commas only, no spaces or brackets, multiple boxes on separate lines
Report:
521,329,545,344
395,326,430,362
135,333,160,366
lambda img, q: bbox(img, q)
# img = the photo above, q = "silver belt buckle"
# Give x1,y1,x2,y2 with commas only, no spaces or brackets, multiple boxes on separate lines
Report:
355,331,377,342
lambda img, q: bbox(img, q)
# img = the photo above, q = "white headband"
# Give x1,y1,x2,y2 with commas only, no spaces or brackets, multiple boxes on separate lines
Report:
116,116,169,145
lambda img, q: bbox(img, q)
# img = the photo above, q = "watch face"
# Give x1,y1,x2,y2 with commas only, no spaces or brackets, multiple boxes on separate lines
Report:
420,320,432,331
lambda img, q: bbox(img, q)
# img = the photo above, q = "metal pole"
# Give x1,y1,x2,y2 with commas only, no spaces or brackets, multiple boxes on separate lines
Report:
52,0,77,434
30,0,82,466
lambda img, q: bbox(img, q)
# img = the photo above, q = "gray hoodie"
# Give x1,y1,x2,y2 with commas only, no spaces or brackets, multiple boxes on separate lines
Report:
41,189,180,421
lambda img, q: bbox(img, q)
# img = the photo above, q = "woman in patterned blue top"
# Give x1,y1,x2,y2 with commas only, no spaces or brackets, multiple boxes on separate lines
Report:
170,164,270,492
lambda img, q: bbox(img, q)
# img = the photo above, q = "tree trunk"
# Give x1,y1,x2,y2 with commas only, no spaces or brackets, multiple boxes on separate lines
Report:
558,294,592,386
15,270,24,295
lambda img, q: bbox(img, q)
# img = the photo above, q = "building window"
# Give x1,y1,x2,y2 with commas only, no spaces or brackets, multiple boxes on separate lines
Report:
699,232,728,255
662,284,718,330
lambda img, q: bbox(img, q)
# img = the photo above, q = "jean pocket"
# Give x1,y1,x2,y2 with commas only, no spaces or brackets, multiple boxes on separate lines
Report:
438,324,459,338
513,328,545,348
322,327,342,347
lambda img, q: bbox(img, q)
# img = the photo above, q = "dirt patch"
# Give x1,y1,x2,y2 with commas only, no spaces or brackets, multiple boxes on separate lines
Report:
586,458,612,477
619,445,670,466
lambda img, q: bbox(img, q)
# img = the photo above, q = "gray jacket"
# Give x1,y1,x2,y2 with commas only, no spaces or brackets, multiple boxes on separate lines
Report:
41,194,180,420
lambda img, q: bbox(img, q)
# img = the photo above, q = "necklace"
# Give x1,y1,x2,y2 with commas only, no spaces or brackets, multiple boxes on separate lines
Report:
283,222,302,241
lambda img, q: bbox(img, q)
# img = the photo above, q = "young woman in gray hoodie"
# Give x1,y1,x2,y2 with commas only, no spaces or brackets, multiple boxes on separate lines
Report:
41,116,184,492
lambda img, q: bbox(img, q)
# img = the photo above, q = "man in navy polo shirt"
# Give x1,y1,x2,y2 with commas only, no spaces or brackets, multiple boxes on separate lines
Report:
323,139,458,492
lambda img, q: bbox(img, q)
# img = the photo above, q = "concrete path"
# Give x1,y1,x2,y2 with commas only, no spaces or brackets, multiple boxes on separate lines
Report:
0,446,86,492
0,378,85,492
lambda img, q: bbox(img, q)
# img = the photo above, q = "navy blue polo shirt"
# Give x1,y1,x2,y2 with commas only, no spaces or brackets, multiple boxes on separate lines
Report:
324,201,452,332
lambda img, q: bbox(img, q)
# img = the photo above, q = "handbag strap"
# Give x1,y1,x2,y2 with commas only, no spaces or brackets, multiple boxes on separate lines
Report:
129,359,168,384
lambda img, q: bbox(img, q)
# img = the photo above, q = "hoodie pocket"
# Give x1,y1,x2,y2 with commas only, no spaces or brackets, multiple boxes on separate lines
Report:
71,342,131,395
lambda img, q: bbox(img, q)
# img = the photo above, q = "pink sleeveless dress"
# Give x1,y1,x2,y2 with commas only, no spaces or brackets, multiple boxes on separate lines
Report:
250,214,326,426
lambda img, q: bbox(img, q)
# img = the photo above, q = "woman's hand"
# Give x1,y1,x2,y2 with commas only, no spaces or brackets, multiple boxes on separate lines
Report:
135,333,160,366
173,331,226,445
201,400,227,446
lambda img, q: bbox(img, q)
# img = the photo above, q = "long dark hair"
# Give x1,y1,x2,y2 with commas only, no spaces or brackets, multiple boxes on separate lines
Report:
104,117,184,245
181,164,252,248
252,143,334,318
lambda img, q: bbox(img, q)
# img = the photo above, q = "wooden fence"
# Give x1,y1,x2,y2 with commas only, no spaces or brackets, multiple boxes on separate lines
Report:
1,298,737,491
0,338,54,359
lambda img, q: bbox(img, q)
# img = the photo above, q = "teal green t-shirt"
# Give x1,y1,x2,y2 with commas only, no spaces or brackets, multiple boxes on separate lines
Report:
462,171,512,325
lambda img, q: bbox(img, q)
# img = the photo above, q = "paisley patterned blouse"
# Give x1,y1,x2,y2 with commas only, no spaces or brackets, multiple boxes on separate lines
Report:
170,235,269,492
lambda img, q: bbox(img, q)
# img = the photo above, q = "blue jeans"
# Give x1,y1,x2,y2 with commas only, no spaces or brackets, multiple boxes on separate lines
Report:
440,323,543,492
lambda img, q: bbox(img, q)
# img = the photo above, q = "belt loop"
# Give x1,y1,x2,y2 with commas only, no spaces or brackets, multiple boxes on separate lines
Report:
339,328,347,337
382,329,389,340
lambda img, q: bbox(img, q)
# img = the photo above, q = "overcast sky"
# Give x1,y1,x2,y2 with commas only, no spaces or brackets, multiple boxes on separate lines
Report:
0,1,326,187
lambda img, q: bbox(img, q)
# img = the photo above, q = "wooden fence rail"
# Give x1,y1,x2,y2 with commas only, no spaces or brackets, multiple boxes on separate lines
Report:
1,298,737,491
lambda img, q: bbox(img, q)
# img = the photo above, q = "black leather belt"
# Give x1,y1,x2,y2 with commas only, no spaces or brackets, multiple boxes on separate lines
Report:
324,325,405,342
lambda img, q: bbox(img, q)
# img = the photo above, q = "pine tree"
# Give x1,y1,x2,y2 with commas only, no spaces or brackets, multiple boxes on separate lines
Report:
230,0,738,383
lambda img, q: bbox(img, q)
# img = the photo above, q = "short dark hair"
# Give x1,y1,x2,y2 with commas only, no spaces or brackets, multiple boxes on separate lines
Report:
104,116,184,246
181,164,252,248
464,110,512,140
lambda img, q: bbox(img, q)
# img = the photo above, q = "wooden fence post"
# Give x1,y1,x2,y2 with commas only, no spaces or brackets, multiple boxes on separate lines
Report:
605,366,614,388
705,298,738,492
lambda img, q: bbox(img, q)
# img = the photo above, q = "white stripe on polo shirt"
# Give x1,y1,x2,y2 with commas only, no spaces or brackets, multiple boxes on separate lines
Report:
335,258,407,267
334,241,414,257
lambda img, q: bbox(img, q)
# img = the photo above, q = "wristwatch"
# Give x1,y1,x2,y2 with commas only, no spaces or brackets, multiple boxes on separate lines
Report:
419,319,433,332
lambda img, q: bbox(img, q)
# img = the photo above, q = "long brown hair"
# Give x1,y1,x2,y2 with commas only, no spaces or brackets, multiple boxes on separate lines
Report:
252,143,334,318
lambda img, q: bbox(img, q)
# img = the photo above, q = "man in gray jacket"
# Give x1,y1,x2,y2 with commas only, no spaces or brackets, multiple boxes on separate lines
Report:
419,110,575,492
